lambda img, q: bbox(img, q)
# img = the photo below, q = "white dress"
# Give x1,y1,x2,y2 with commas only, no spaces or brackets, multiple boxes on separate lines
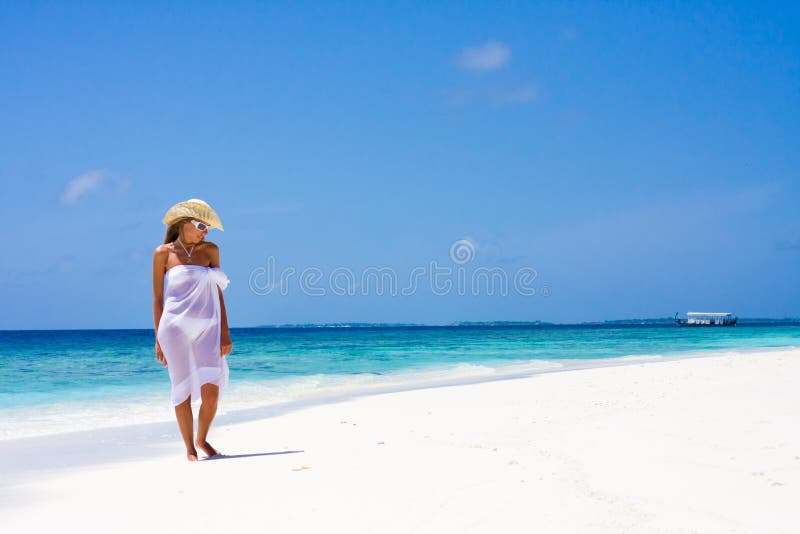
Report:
157,264,230,406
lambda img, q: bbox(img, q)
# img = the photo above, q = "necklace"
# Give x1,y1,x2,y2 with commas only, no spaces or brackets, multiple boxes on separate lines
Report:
176,238,195,263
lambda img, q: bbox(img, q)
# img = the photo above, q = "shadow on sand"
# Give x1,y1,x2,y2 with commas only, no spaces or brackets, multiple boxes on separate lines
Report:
202,450,304,461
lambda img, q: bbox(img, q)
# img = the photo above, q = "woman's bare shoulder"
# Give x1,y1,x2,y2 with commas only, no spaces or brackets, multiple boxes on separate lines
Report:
201,241,219,251
153,244,171,257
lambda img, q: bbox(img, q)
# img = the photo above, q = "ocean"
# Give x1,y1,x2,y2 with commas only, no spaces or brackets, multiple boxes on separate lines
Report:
1,322,798,440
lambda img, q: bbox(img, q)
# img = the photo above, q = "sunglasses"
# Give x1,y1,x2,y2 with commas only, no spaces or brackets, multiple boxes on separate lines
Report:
190,220,212,231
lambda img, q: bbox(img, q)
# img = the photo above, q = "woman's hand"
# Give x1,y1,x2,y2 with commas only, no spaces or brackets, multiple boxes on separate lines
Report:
220,330,233,357
155,341,167,367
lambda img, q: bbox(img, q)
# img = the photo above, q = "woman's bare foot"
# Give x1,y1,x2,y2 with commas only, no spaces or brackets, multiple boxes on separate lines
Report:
187,448,199,462
195,439,221,458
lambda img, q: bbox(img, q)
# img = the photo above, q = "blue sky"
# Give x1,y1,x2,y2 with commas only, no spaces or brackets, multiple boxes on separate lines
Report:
1,1,798,329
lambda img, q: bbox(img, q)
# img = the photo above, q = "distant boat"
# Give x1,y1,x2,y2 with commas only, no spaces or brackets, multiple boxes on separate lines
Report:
674,312,737,326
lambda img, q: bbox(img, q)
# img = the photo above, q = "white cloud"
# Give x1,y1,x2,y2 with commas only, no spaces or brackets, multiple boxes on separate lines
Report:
492,82,538,104
456,41,511,71
441,87,478,106
60,168,127,204
443,81,538,107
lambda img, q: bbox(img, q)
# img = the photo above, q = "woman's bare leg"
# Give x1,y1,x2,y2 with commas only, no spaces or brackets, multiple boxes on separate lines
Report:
174,396,198,461
196,383,221,457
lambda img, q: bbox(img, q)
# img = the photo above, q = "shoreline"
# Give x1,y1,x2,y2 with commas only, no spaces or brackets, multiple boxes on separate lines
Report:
4,323,797,442
0,347,800,475
0,346,797,446
1,345,796,448
2,348,798,532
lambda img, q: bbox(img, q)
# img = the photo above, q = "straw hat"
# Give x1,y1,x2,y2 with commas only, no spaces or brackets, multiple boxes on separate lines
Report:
162,198,224,231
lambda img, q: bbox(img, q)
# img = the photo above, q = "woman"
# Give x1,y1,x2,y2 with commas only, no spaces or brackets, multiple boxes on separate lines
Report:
153,198,233,461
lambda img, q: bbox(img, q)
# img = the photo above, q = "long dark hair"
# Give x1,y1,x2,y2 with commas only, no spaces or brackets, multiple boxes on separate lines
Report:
163,218,192,244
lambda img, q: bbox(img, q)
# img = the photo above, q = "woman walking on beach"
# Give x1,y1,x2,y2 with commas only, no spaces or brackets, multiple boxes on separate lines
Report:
152,199,233,461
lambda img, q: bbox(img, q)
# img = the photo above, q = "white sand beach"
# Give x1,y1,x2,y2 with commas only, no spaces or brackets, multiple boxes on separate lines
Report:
2,350,798,533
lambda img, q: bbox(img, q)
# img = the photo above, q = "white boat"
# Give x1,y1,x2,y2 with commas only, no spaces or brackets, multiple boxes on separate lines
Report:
674,312,737,326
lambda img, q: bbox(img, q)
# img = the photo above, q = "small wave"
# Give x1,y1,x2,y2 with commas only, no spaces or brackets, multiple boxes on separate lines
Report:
0,360,563,440
613,354,666,362
4,347,797,441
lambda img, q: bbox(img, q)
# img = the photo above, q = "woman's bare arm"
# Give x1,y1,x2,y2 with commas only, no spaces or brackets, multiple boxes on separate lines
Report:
153,245,169,364
209,243,232,356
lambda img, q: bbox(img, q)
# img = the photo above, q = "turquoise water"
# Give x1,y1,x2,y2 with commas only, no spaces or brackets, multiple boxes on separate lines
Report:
1,323,798,439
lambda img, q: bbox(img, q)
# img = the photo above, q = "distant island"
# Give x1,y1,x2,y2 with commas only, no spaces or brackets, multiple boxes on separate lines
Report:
249,317,800,329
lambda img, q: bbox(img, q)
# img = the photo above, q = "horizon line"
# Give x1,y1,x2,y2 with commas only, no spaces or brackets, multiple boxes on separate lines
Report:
2,317,800,332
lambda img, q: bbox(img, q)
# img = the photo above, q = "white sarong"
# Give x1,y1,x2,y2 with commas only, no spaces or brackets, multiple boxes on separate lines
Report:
157,265,230,406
